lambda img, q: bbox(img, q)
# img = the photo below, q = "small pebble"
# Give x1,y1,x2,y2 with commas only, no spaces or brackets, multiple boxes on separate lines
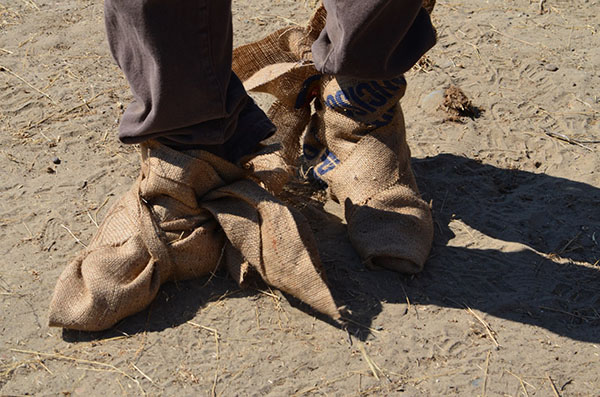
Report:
421,89,445,114
544,63,559,72
52,157,61,165
437,58,454,69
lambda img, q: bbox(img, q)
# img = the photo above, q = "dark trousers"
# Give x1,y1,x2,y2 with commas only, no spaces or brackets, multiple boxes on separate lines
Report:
104,0,435,158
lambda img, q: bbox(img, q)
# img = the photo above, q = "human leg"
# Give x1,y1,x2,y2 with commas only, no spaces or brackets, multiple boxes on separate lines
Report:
48,0,339,331
233,5,435,274
104,0,274,160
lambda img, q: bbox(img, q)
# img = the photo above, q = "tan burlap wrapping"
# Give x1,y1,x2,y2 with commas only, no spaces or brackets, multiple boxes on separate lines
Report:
232,7,326,166
49,141,339,331
305,76,433,272
233,6,433,273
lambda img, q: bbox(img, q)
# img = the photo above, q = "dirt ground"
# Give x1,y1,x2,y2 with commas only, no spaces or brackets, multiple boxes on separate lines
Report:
1,0,599,395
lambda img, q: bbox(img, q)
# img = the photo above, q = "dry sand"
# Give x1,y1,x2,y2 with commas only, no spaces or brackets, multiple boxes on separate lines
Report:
1,0,599,395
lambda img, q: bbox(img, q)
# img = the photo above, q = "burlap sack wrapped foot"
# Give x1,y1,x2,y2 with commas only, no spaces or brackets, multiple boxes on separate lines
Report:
302,76,433,273
49,141,339,331
233,6,433,274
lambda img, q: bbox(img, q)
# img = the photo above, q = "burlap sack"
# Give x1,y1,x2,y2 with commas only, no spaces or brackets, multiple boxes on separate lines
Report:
49,141,339,331
233,5,433,273
303,76,433,272
232,7,326,167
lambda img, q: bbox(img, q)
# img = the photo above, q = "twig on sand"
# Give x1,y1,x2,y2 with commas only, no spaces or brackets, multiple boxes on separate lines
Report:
400,283,412,315
25,91,108,132
258,288,280,300
482,351,490,397
489,25,540,49
557,231,582,255
86,211,99,228
36,359,53,375
254,14,300,26
358,342,380,380
265,286,290,324
22,221,34,240
187,322,220,358
204,289,242,312
466,306,500,348
505,369,531,396
354,342,393,384
60,224,87,247
1,358,40,378
116,379,126,394
547,374,561,397
94,196,111,225
401,369,464,385
292,373,354,396
0,64,56,104
131,363,154,384
21,0,39,10
543,130,595,151
10,348,145,395
187,321,220,397
539,306,593,321
342,317,382,334
572,95,597,111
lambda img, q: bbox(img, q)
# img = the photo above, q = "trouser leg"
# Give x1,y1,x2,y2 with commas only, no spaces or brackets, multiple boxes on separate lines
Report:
104,0,274,160
314,0,436,78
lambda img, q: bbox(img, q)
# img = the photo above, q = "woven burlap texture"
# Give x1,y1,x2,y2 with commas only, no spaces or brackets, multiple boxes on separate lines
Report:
49,141,339,331
233,6,433,273
306,76,434,272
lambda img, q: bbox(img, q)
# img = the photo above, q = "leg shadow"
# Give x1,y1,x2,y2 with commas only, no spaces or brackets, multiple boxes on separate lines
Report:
303,153,600,342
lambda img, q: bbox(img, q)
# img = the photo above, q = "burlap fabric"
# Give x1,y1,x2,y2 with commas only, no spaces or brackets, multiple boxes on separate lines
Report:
303,76,433,272
49,141,339,331
232,7,327,166
233,6,433,273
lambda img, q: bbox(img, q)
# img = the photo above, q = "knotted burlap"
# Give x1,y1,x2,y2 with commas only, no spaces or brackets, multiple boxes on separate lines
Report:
49,141,339,331
233,6,433,273
233,7,327,166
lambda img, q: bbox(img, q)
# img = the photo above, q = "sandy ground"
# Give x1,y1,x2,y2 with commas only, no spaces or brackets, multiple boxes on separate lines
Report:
1,0,600,395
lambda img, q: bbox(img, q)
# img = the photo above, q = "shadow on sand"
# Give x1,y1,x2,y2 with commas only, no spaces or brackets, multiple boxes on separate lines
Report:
64,153,600,343
322,153,600,342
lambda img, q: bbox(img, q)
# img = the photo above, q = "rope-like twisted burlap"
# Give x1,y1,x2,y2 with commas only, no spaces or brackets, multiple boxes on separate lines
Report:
49,141,339,331
232,6,433,273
